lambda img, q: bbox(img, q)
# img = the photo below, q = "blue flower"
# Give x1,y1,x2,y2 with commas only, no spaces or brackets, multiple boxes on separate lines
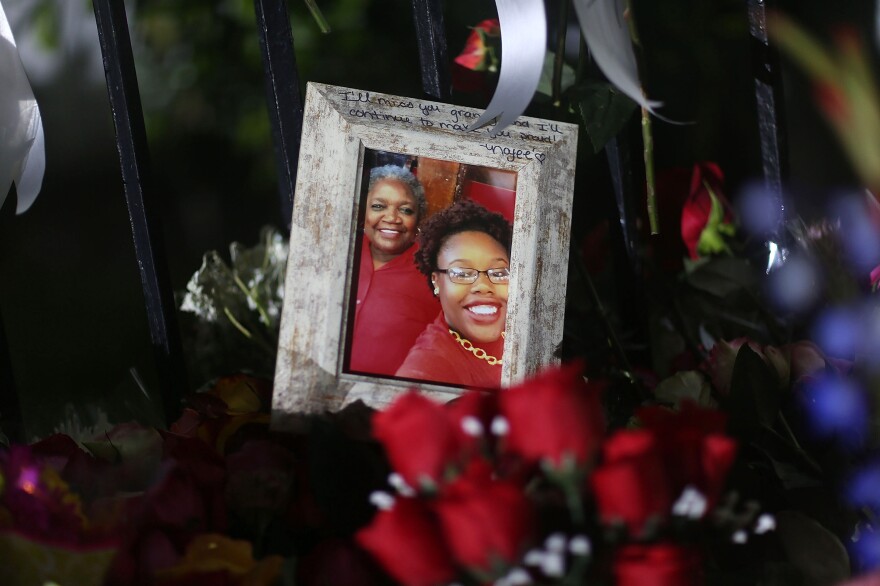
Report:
844,463,880,514
851,527,880,572
800,375,869,450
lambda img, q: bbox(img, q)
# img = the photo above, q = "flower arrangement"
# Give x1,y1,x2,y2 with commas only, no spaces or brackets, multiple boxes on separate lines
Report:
6,4,880,585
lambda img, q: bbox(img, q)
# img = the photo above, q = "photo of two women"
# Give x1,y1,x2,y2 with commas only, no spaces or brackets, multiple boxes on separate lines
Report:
344,150,517,389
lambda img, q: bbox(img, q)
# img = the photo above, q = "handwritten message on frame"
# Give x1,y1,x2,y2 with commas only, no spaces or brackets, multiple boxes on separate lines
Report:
272,83,578,429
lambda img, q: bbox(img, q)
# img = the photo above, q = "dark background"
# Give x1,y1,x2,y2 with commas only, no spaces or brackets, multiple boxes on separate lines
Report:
0,0,869,437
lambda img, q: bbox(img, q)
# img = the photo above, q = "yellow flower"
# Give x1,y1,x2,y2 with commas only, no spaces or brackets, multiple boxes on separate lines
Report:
156,533,283,585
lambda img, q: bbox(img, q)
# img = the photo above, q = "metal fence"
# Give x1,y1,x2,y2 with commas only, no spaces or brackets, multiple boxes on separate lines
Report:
0,0,785,442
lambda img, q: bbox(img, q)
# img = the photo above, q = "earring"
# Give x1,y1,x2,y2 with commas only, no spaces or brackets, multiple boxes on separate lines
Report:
433,287,439,295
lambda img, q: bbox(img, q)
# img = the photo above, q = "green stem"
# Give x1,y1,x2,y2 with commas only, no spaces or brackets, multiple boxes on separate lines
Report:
303,0,331,33
224,306,253,339
642,105,658,233
224,307,276,354
623,0,659,234
232,273,272,326
573,254,636,374
552,0,570,105
575,30,589,85
563,479,585,526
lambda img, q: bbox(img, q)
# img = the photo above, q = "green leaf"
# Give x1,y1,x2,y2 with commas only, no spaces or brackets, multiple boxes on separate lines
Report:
774,511,850,586
685,257,757,299
696,182,735,257
654,370,716,408
725,345,783,438
572,81,637,153
536,52,577,99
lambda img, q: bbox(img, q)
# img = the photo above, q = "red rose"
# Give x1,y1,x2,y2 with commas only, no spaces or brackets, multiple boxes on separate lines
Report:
680,162,735,260
781,340,828,383
445,389,499,454
614,543,704,586
499,361,605,470
637,404,737,509
297,537,385,586
591,430,673,537
373,392,464,491
454,19,500,71
225,439,295,514
452,19,500,95
355,497,456,586
706,338,789,396
156,433,228,532
434,468,533,572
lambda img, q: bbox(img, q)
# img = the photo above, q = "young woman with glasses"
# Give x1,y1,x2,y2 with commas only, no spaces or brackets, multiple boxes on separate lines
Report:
395,199,513,388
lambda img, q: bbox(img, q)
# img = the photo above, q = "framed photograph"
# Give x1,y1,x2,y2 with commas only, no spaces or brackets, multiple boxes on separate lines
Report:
272,82,578,429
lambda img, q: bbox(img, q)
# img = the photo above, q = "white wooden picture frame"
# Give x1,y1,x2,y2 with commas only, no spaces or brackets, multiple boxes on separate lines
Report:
272,82,578,429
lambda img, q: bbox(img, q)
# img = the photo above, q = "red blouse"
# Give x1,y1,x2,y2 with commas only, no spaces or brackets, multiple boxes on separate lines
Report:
347,237,439,377
395,313,504,389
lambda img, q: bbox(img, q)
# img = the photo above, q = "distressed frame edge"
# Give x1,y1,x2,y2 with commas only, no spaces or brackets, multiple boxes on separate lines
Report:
271,83,579,429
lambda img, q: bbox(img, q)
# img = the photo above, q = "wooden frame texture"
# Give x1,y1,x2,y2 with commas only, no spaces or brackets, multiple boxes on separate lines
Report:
272,82,578,429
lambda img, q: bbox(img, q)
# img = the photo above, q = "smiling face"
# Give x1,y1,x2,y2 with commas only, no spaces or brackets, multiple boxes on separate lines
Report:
432,230,509,344
364,178,419,265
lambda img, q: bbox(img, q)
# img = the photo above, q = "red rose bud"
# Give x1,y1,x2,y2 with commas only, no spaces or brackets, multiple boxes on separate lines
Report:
453,19,500,72
452,19,501,95
706,337,789,396
680,162,735,260
356,497,456,586
499,361,605,471
373,392,464,491
434,471,534,573
591,430,674,537
614,543,704,586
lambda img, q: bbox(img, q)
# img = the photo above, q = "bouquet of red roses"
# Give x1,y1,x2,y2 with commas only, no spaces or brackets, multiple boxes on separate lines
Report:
355,362,761,586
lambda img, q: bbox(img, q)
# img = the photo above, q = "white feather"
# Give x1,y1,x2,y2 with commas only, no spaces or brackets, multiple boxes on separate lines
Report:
572,0,662,114
0,0,45,214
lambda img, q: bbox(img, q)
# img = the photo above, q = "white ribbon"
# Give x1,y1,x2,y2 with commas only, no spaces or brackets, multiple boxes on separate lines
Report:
572,0,662,114
0,0,45,214
469,0,547,135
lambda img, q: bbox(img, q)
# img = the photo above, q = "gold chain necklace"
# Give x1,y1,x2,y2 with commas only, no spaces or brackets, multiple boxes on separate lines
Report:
448,329,503,366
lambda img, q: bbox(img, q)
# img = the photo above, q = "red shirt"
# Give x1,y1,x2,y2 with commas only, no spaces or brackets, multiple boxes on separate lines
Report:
395,314,504,389
347,238,439,376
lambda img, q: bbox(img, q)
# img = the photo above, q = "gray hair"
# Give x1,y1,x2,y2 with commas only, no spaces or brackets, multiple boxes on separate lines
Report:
368,164,428,220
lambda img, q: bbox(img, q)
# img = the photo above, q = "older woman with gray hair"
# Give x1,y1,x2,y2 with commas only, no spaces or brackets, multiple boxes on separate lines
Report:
347,164,439,376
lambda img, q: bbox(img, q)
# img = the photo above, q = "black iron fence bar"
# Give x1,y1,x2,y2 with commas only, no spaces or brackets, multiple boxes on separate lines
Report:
92,0,186,425
254,0,304,231
0,309,22,443
411,0,451,101
748,0,789,197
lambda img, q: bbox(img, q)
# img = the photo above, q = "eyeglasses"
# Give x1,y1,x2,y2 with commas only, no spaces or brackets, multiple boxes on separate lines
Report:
436,267,511,284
